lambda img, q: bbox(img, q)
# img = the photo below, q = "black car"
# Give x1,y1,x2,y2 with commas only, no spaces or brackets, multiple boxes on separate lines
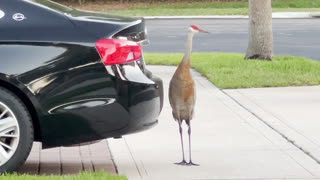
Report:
0,0,163,173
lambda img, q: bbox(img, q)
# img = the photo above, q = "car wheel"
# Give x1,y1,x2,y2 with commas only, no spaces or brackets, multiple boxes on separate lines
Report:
0,87,34,173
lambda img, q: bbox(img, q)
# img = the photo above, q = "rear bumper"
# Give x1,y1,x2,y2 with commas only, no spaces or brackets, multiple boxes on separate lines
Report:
104,62,164,136
125,72,163,134
40,60,163,148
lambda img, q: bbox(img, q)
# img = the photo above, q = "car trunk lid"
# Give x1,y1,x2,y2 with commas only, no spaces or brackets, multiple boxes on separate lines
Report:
66,9,147,43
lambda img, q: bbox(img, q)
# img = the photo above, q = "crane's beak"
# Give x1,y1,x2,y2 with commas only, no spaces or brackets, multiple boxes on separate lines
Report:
199,29,210,33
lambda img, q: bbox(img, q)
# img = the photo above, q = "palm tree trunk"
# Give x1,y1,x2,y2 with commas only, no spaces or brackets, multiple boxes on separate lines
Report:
245,0,273,61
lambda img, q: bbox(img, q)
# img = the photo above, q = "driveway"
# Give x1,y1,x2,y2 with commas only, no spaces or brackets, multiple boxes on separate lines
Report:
18,141,116,175
108,66,320,180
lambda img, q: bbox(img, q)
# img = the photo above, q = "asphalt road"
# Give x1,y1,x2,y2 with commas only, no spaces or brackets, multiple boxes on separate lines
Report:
144,19,320,61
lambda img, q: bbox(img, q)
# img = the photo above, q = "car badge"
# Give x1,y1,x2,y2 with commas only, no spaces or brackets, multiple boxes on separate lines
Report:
12,13,26,21
0,10,5,19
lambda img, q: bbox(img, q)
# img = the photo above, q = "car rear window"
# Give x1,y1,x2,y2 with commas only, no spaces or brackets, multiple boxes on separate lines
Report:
25,0,73,13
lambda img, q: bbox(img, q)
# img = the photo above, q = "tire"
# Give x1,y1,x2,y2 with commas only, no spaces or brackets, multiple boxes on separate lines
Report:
0,87,34,173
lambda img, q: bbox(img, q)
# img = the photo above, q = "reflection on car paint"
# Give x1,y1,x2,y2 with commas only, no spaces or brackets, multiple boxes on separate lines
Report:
0,10,5,19
106,61,154,84
27,74,58,95
48,98,116,114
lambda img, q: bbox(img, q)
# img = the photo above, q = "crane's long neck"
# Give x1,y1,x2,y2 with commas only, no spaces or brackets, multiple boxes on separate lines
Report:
182,32,194,65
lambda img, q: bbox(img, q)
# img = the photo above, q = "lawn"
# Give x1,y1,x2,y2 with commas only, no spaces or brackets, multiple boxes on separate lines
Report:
144,53,320,89
0,172,127,180
62,0,320,16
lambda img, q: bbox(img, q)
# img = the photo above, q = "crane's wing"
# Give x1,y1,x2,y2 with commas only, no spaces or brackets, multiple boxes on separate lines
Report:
169,79,178,114
169,79,177,120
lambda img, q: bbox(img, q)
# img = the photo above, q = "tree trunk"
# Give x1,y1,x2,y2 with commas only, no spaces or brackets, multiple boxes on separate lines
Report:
245,0,273,61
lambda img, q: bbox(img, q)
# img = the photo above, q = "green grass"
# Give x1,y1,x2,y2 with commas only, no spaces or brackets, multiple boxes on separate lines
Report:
122,0,320,9
144,53,320,89
102,0,320,16
0,172,127,180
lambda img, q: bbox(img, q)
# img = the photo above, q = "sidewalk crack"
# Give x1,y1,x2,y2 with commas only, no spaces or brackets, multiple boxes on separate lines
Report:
106,140,119,174
124,138,143,178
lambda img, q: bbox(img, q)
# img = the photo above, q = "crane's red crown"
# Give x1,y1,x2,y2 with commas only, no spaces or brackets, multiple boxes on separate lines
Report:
191,25,200,31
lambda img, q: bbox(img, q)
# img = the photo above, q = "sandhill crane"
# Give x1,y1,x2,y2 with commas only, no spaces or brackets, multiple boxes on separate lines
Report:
169,25,208,166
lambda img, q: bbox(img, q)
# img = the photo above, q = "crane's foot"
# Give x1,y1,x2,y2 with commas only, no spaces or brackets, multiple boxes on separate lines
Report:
187,161,200,166
174,160,187,166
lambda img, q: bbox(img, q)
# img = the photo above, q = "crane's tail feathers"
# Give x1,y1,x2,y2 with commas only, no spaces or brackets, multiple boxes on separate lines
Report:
172,111,178,121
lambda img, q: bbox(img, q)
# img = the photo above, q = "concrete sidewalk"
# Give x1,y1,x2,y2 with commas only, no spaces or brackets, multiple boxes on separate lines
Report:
108,66,320,180
225,86,320,166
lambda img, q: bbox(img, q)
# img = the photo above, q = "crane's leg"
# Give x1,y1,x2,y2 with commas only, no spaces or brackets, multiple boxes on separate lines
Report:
186,120,199,166
175,119,187,165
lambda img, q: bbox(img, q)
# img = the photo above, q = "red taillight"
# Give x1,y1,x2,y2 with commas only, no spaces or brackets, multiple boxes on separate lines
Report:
96,39,142,65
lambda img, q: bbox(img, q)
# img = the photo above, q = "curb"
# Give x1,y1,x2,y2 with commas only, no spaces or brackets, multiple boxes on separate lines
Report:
144,12,320,19
311,12,320,18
